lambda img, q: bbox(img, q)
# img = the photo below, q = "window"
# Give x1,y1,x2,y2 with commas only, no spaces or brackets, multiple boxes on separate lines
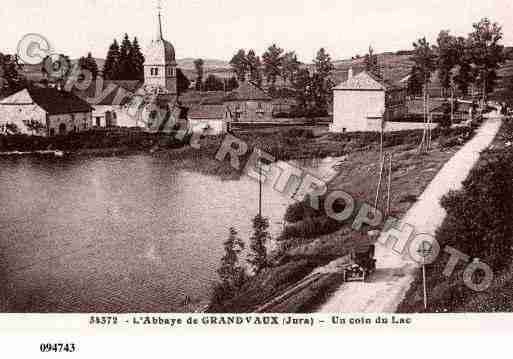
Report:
96,117,101,126
154,67,159,76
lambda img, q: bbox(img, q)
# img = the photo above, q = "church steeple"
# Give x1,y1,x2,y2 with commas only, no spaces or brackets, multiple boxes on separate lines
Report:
156,0,163,40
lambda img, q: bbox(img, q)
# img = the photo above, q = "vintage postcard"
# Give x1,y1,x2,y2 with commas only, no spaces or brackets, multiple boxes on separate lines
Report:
0,0,512,355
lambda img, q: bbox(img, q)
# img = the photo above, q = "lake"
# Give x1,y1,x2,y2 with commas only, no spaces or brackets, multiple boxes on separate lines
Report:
0,154,337,312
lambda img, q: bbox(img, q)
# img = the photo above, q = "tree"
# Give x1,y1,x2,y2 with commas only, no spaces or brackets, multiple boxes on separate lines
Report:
217,228,246,291
407,65,424,97
292,68,312,113
41,54,72,82
103,39,121,80
230,49,249,82
193,58,204,91
203,74,224,91
313,47,334,79
246,50,262,86
247,215,270,275
226,76,239,91
436,31,460,96
118,33,133,80
364,46,379,77
412,37,437,153
176,68,190,94
281,51,301,84
468,18,505,98
129,37,145,81
0,53,25,97
262,44,284,86
311,48,335,114
412,37,437,87
78,52,99,79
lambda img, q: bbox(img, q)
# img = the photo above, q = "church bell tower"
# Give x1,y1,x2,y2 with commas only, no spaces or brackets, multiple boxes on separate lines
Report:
144,1,178,98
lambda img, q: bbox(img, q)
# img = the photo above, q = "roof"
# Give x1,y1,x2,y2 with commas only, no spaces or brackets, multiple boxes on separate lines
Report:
0,87,94,115
333,70,402,91
73,80,143,106
224,81,272,101
187,104,226,120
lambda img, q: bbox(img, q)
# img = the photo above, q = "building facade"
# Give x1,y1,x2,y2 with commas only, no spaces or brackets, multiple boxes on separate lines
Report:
331,70,407,133
0,87,93,136
224,81,273,122
143,9,178,98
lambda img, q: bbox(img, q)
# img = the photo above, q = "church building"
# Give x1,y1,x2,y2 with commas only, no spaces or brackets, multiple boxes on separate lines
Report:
143,6,178,101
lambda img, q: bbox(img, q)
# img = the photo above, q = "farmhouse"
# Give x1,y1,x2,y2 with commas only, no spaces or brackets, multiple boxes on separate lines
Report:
0,87,93,136
330,69,407,132
187,103,231,135
224,80,273,122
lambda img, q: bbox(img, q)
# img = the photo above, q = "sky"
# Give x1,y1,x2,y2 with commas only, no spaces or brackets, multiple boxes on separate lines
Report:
1,0,513,62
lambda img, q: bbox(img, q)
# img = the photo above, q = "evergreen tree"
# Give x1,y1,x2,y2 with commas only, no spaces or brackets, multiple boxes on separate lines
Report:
217,228,246,290
130,37,145,81
311,48,334,115
247,215,270,275
78,52,99,79
118,33,133,80
103,39,120,80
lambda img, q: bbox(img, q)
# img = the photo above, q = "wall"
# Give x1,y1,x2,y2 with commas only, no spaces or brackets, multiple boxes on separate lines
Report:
47,112,92,135
226,100,273,122
0,103,47,135
189,118,226,135
331,90,385,132
144,64,177,95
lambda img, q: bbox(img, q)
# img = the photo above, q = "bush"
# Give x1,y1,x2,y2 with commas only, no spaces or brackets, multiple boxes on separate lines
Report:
437,148,513,269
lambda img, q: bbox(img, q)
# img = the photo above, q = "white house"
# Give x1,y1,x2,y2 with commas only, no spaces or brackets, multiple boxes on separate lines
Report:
0,87,93,136
331,69,407,133
187,103,231,135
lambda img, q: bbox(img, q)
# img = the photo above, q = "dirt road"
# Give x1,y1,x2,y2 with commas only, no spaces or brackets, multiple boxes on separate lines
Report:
319,117,503,313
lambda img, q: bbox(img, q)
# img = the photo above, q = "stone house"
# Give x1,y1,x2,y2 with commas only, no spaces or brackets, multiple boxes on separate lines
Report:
330,69,407,132
0,87,93,136
224,81,273,122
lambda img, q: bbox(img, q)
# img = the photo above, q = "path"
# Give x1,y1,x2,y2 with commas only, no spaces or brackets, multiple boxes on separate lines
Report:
319,116,503,313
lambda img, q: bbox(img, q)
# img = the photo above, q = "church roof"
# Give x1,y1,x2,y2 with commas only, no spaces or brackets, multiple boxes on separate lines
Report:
224,81,272,101
145,10,176,65
73,80,143,106
333,70,401,91
145,39,176,65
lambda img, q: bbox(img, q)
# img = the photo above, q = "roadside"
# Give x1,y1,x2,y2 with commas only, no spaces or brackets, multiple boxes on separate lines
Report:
319,115,503,313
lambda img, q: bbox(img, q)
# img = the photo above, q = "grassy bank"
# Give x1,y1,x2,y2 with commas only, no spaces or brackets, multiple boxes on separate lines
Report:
208,125,477,313
398,120,513,313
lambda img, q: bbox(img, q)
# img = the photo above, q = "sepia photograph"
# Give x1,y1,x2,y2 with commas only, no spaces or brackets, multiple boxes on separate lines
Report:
0,0,512,333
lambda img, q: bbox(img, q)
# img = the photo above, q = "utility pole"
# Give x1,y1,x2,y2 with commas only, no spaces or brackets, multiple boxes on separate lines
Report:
258,150,262,218
418,240,432,311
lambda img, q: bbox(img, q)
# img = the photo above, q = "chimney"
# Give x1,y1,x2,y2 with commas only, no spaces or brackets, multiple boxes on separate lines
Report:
348,67,353,80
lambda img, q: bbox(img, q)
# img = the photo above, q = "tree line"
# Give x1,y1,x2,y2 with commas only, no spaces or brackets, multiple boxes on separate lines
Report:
103,34,145,81
408,18,507,99
226,44,335,117
192,59,239,92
